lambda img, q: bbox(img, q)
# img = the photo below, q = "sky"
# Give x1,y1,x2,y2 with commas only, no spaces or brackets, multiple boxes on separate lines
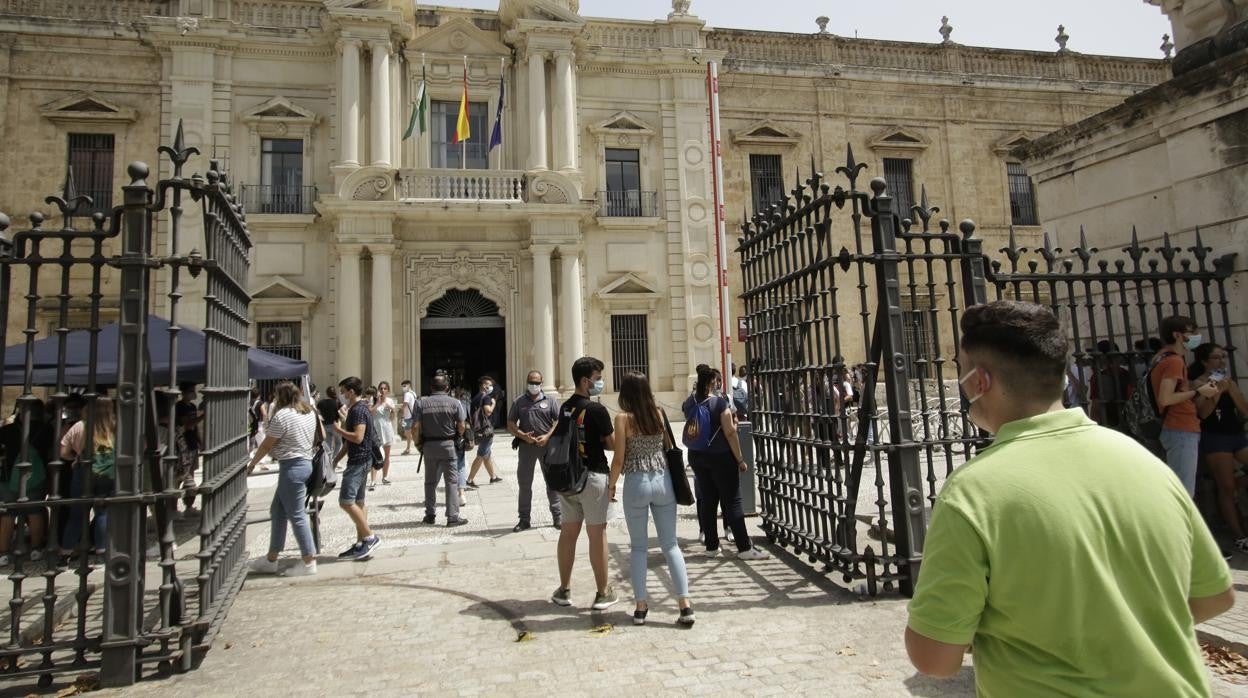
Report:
429,0,1173,58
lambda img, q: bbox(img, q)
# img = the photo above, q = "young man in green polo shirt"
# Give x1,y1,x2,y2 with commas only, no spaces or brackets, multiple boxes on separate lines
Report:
906,300,1234,696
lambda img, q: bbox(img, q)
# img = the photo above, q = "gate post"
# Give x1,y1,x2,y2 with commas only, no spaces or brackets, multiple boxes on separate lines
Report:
100,162,154,687
867,178,926,596
956,220,988,307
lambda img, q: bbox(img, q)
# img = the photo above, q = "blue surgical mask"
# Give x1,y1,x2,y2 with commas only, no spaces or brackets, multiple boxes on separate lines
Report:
1184,334,1203,351
527,383,542,396
588,379,605,397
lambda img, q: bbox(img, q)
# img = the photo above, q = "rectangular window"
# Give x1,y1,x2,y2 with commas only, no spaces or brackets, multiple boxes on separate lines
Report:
604,148,642,216
431,100,489,169
67,133,115,214
260,138,304,213
883,158,915,223
610,315,650,391
1007,163,1039,226
256,322,302,399
749,154,784,215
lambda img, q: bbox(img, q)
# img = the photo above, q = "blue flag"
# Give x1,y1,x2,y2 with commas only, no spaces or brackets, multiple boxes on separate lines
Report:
489,74,505,151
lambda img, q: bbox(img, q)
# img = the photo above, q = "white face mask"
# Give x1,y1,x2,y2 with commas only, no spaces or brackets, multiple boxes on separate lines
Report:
483,385,494,395
527,383,542,396
959,367,986,405
588,378,605,397
1184,334,1203,351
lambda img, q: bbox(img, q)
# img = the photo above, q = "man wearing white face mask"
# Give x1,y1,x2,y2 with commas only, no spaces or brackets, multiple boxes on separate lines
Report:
549,356,618,609
507,370,562,532
1151,315,1221,496
906,301,1233,695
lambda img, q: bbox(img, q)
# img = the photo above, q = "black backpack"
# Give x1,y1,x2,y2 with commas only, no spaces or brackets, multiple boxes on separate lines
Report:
1121,352,1175,441
542,407,589,495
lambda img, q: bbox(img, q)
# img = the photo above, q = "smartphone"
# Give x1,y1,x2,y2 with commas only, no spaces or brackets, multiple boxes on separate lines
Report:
1210,369,1227,382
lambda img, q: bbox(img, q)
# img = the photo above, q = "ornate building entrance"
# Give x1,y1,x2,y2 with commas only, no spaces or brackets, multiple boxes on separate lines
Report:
420,289,507,395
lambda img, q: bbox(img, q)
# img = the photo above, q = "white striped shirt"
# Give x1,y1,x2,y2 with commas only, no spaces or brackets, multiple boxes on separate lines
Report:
265,407,318,461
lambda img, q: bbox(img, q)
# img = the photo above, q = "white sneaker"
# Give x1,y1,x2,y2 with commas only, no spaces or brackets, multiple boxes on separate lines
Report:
247,557,279,574
737,547,770,561
702,548,720,558
283,561,317,577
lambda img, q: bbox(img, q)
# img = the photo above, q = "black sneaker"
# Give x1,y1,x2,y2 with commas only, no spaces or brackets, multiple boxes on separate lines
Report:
337,541,364,559
421,514,436,524
677,607,696,627
633,608,648,626
489,477,503,484
513,521,531,532
446,517,469,528
464,481,479,490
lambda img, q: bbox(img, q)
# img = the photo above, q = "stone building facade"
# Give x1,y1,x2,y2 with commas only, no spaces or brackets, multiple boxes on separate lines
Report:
0,0,1168,402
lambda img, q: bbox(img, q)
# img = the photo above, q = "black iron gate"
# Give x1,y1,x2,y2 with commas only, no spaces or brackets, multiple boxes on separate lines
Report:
739,144,1237,596
0,121,252,687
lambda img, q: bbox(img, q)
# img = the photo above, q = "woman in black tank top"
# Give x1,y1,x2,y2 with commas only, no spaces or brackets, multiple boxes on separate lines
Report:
1190,344,1248,552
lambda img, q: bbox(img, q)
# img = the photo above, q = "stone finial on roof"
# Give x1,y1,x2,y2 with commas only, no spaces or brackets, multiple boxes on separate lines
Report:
671,0,691,16
816,16,830,35
1055,24,1070,52
939,16,953,43
1160,33,1174,59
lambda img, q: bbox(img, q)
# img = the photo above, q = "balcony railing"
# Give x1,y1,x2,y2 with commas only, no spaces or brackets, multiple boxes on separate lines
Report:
398,169,525,202
597,190,659,218
240,184,317,214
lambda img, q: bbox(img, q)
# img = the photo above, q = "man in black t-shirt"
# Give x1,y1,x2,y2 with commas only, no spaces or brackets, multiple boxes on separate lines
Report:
549,356,617,611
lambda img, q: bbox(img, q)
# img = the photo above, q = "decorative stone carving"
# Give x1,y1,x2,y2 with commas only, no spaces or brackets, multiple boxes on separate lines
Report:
1161,33,1174,58
526,171,577,204
1055,25,1070,52
939,16,953,43
407,251,517,320
816,16,830,35
352,176,393,201
672,0,691,16
177,17,199,36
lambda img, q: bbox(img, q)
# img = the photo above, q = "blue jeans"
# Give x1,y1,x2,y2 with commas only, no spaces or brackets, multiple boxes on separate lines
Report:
62,466,112,552
270,458,316,557
622,470,689,602
457,449,467,489
1160,429,1201,496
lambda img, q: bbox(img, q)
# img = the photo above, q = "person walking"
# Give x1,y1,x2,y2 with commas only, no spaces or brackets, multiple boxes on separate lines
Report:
369,381,397,488
316,386,342,470
1190,343,1248,552
507,370,562,532
550,356,618,610
174,383,202,517
246,381,319,577
59,397,116,557
414,374,468,526
907,301,1234,695
250,388,269,466
608,372,693,626
684,366,769,560
332,377,381,561
1152,315,1221,495
466,375,501,488
399,379,417,455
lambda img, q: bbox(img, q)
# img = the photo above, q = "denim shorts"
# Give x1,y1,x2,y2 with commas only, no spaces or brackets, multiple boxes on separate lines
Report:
1201,432,1248,456
339,460,370,504
477,433,494,458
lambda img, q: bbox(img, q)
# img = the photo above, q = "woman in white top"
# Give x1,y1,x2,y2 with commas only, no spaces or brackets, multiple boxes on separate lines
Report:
369,382,398,488
247,381,320,576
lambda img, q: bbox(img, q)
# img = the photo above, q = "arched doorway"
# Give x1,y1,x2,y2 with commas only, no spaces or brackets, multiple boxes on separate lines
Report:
420,289,507,403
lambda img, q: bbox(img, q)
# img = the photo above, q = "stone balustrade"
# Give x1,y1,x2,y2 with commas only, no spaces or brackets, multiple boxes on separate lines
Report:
0,0,166,21
585,21,663,50
231,0,323,29
397,169,526,202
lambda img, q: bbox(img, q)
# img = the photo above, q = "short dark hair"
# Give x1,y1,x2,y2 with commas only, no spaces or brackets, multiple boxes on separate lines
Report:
400,379,411,387
178,382,196,394
1159,316,1195,345
432,375,449,392
325,386,337,400
338,376,363,396
960,301,1068,400
572,356,605,386
479,375,494,387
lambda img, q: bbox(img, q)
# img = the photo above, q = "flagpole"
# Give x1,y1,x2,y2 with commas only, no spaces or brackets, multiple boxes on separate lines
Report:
461,55,468,171
420,53,426,168
497,56,504,171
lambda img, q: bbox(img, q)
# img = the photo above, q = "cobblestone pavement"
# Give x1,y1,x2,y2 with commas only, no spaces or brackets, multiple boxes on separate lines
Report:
78,436,1245,696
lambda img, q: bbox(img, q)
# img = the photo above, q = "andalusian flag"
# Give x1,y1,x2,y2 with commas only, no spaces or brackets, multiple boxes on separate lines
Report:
403,64,428,140
453,57,470,144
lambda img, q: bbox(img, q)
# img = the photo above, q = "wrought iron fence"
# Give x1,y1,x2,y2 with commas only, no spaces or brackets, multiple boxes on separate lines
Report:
596,190,659,218
239,184,316,215
0,121,252,688
739,144,1237,596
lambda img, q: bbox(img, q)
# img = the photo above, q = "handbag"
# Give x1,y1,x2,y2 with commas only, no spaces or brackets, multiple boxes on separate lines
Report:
307,417,337,498
662,412,695,506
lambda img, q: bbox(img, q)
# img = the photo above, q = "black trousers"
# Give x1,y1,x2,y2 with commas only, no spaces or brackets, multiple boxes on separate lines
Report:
689,450,750,552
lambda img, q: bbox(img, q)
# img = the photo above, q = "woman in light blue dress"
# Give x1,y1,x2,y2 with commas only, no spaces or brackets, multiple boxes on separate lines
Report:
368,382,397,489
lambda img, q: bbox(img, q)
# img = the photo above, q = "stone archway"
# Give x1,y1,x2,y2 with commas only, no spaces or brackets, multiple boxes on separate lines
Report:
419,289,507,401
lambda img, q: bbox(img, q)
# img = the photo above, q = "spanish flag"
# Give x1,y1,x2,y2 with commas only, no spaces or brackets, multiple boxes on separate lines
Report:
453,57,470,144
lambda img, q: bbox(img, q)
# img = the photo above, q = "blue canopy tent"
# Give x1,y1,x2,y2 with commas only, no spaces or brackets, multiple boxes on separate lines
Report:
2,315,308,387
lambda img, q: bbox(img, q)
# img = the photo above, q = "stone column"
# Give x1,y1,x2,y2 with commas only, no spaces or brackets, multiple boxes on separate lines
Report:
531,245,557,392
559,247,584,388
338,38,361,167
553,49,577,171
370,41,392,167
370,244,394,384
337,245,363,378
526,52,548,171
389,50,402,167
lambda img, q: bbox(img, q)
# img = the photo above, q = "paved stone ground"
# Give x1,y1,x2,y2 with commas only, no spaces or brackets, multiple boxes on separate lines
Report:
6,431,1239,696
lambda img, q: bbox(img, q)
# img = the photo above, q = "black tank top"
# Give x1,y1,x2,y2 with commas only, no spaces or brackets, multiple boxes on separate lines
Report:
1202,392,1245,435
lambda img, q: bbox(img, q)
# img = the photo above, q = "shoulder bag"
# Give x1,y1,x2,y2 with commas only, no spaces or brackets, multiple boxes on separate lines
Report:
662,412,695,506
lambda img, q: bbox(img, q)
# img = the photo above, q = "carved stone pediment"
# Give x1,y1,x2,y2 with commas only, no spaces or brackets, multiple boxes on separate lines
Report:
589,111,656,138
992,130,1037,157
252,276,320,302
731,119,801,147
40,91,137,124
409,16,512,56
868,126,930,152
406,250,518,320
500,0,583,25
242,96,320,126
596,272,660,310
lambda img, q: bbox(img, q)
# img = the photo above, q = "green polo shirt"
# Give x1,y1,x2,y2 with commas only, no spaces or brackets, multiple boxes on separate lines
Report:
908,408,1231,697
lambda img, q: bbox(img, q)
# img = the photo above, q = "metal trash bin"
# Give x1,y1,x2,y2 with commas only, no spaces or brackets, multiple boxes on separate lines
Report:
738,421,757,515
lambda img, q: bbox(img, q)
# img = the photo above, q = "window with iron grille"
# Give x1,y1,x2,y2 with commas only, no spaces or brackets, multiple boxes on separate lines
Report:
431,100,489,169
256,322,302,399
899,298,935,380
1007,163,1039,226
67,133,114,214
883,158,915,222
260,138,304,213
610,315,650,390
604,148,643,216
749,154,784,215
